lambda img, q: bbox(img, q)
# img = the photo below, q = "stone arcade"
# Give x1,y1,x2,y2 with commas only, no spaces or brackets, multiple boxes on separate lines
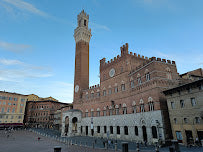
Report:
62,10,180,144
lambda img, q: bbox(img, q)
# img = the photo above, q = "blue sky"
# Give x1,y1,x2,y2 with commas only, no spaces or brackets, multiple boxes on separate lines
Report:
0,0,202,103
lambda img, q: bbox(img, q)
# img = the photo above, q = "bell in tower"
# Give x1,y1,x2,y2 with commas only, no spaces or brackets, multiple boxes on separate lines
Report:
73,10,92,103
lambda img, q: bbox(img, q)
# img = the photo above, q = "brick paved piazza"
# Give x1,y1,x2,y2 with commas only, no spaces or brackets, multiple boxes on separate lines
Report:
0,130,203,152
0,130,112,152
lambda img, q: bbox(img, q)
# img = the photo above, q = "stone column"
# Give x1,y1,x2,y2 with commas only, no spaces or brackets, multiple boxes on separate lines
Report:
129,126,134,141
120,126,124,139
69,116,73,136
113,126,116,140
88,124,91,136
78,124,81,135
159,127,165,141
192,125,197,142
138,126,143,143
181,128,186,145
61,115,65,136
147,126,152,144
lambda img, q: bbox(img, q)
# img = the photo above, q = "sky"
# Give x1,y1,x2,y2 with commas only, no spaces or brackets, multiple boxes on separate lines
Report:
0,0,202,103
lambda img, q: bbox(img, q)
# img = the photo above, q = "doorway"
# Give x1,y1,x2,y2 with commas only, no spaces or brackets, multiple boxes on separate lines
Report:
197,131,203,141
142,126,148,142
185,130,193,144
86,126,88,135
91,129,94,136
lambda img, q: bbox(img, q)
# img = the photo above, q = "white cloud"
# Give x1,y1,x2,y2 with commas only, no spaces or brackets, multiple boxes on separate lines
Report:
0,58,53,82
0,1,15,15
0,68,53,82
0,0,71,24
90,22,111,31
0,41,31,53
0,80,74,103
0,58,24,65
2,0,49,17
45,81,73,103
0,59,72,102
152,49,203,74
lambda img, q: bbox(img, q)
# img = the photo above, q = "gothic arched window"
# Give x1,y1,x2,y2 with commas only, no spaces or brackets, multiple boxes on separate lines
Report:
124,126,128,135
135,126,138,136
140,99,145,112
110,126,113,134
122,103,127,114
137,73,142,85
148,97,154,111
117,126,120,134
132,101,136,113
97,108,100,117
166,67,172,80
145,69,150,81
115,105,119,115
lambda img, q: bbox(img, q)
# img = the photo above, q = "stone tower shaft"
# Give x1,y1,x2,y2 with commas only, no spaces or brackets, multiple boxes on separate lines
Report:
73,10,92,103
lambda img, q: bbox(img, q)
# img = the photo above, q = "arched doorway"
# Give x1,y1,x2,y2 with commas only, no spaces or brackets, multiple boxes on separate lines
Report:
65,116,69,136
72,117,78,133
152,126,158,138
91,128,94,136
142,126,147,142
86,126,88,135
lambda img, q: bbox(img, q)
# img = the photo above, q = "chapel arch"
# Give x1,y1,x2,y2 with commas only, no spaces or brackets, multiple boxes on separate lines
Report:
72,117,78,133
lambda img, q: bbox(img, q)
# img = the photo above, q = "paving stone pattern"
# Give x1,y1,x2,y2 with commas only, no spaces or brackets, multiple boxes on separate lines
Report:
0,129,202,152
0,130,111,152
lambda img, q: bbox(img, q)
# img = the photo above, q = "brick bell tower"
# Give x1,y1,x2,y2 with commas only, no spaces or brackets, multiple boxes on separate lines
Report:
73,10,92,103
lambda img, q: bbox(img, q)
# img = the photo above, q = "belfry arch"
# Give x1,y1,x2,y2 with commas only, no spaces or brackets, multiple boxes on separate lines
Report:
72,117,78,133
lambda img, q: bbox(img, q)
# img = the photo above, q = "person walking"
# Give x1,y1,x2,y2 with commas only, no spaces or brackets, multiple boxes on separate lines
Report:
195,137,199,146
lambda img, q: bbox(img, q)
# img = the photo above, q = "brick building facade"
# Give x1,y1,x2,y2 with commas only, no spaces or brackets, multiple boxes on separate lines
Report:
24,99,71,128
61,10,184,144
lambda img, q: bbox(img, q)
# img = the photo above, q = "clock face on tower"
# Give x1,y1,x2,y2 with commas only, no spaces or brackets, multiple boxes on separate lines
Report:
109,68,115,77
75,85,79,93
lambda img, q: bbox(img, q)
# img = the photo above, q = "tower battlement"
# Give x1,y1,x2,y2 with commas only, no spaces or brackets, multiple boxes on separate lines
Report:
121,43,129,56
89,84,100,90
100,43,176,70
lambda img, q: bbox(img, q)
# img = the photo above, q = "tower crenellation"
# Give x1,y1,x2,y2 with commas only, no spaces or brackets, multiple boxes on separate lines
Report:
120,43,129,56
99,43,176,71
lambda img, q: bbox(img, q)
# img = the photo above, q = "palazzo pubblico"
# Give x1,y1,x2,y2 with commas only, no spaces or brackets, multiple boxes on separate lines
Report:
61,10,196,145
